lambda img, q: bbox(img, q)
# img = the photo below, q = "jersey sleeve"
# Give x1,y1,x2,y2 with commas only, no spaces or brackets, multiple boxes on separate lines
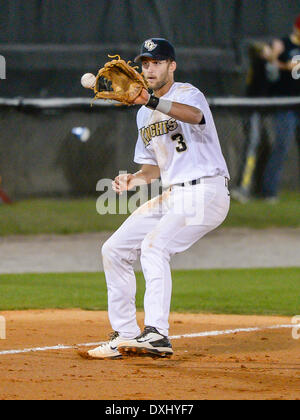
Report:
134,137,158,165
134,109,158,166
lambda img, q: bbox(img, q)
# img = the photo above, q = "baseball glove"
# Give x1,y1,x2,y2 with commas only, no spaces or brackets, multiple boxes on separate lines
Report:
93,55,148,105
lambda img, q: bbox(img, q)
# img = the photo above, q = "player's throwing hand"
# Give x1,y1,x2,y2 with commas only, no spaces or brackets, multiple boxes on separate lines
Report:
112,174,135,194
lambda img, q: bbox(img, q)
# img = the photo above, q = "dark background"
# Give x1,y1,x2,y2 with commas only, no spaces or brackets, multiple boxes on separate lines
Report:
1,0,300,97
0,0,299,198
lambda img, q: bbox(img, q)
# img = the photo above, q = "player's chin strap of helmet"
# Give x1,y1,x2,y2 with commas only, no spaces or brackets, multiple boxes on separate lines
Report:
146,95,173,114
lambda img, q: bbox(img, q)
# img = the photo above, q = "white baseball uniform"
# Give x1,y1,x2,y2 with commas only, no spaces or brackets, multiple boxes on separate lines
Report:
102,82,230,338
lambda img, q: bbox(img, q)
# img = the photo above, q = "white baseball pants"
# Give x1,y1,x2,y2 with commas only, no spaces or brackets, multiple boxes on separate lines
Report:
101,176,230,338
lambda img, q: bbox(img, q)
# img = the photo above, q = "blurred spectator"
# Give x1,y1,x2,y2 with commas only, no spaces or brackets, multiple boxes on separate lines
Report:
260,14,300,201
231,42,274,203
232,15,300,203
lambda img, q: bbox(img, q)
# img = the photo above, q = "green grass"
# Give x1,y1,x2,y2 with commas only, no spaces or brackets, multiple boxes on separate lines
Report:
0,191,299,236
226,191,300,229
0,198,128,236
0,268,299,316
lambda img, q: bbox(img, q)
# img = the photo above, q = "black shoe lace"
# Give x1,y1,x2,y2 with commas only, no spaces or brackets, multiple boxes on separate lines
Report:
138,326,159,339
109,331,119,341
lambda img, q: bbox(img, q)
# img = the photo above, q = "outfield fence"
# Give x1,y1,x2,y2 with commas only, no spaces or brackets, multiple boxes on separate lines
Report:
0,97,299,199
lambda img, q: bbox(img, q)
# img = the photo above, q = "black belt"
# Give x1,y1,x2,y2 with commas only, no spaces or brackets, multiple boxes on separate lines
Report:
176,179,201,187
174,177,229,187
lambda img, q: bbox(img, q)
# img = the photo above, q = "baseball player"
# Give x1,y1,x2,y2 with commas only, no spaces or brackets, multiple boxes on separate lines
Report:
82,38,230,359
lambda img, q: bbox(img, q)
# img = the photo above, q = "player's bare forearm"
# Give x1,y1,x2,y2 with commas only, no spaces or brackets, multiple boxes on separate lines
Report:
135,89,203,124
133,164,160,185
167,101,204,124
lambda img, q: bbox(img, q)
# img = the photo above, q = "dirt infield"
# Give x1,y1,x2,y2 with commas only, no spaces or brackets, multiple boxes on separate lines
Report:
0,310,299,400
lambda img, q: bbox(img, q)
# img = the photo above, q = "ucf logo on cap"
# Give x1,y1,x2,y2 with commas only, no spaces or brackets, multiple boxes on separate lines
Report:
144,39,157,51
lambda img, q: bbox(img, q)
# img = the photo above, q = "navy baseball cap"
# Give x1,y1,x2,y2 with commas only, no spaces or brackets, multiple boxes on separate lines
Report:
134,38,176,62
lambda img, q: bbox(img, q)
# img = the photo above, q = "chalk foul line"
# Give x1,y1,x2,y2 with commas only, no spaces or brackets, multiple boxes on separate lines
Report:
0,324,295,356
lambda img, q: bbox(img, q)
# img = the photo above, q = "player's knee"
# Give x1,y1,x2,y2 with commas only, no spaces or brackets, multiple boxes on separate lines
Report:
102,237,130,262
101,239,120,271
101,239,117,260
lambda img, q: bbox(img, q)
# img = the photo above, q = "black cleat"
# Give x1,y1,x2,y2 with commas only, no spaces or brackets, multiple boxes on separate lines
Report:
118,326,173,358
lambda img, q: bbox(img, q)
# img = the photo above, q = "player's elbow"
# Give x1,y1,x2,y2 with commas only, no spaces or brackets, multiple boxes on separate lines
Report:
190,108,204,125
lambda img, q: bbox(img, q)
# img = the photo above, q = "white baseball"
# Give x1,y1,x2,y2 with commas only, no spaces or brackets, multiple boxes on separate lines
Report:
81,73,96,89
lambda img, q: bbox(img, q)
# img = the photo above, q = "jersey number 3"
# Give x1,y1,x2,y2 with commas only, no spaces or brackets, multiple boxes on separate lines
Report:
171,133,187,153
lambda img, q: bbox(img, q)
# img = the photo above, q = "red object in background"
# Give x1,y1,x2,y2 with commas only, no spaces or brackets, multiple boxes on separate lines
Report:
0,176,12,204
0,188,12,204
295,15,300,30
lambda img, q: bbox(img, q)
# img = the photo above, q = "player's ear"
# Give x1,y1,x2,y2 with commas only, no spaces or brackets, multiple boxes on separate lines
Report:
170,60,177,73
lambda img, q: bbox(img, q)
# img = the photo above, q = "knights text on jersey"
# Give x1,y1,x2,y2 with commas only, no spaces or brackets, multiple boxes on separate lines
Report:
134,82,230,187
